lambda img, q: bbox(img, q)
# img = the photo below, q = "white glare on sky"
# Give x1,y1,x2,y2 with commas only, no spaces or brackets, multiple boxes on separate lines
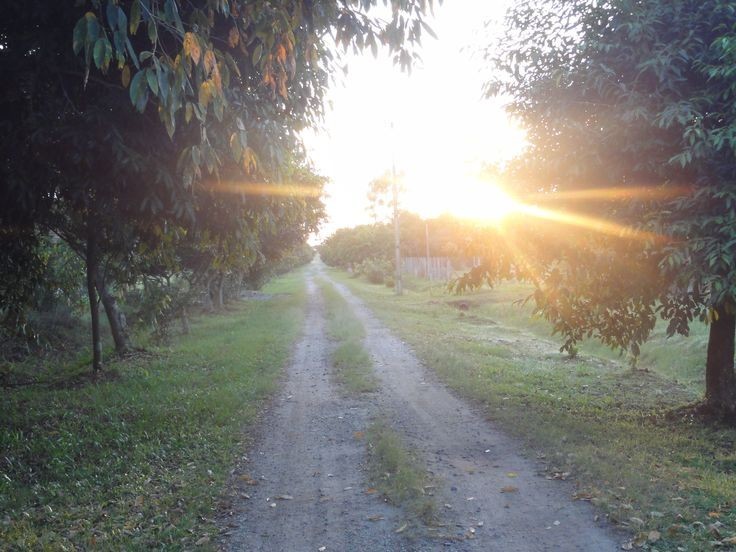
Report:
303,0,526,241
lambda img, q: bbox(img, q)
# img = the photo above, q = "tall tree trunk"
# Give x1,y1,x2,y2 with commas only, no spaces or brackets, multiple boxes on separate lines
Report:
86,230,102,372
705,310,736,419
97,279,130,355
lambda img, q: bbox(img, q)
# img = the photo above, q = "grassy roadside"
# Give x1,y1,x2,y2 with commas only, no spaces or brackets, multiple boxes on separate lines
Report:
317,278,378,394
0,271,306,551
333,270,736,552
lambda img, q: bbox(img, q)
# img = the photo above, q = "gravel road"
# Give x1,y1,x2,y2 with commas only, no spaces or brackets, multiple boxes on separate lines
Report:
223,262,623,551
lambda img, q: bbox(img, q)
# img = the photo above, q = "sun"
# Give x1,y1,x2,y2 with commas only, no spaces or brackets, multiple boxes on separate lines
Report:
402,172,520,223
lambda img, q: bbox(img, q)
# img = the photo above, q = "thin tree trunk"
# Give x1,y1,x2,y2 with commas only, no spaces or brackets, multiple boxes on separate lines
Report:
705,310,736,419
204,274,215,311
216,272,225,310
86,230,102,372
180,305,190,335
97,279,130,355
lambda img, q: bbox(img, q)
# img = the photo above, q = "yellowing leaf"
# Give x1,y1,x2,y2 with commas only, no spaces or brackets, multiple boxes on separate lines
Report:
204,50,216,76
198,80,213,108
183,32,201,65
121,65,131,88
228,26,240,48
500,485,518,493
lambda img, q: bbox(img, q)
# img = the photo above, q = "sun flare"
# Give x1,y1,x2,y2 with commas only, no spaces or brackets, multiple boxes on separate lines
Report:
403,173,520,223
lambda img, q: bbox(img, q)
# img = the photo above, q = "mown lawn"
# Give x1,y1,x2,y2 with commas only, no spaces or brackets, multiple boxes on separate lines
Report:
334,270,736,551
0,271,306,551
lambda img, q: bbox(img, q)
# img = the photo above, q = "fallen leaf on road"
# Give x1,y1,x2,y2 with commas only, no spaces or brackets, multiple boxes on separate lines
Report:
500,486,518,493
366,515,384,522
239,475,258,485
353,431,364,440
275,495,293,500
506,472,518,478
395,523,408,533
365,488,377,494
572,492,593,501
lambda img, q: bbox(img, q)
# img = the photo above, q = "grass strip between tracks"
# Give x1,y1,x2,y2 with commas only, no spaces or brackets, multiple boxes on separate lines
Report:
318,277,378,394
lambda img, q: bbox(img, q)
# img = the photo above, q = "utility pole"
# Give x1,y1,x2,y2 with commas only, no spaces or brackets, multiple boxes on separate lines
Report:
425,220,430,280
391,123,402,295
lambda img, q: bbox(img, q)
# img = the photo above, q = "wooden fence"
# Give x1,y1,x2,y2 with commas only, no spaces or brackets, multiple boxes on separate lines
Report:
401,257,481,282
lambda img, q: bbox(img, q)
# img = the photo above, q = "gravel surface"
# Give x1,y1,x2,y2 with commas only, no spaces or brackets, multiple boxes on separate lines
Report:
224,262,624,551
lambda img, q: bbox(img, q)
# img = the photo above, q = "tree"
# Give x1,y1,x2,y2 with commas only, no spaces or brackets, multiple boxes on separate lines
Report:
466,0,736,419
1,0,436,370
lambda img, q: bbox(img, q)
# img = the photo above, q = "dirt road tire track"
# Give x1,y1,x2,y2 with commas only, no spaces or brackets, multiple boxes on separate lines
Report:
224,263,623,551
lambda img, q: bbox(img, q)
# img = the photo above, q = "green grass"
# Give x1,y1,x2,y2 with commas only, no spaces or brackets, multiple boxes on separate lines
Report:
332,269,736,552
0,271,306,551
366,421,436,527
318,278,378,394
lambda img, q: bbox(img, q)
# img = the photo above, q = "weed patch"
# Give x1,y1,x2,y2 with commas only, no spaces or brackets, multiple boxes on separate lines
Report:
366,421,437,528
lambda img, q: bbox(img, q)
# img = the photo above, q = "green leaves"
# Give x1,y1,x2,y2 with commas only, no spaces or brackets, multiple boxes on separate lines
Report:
93,38,112,73
72,12,100,66
129,70,149,113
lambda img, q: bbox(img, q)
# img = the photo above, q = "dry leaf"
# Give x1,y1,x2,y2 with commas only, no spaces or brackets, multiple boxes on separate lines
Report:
395,523,408,533
353,431,364,440
500,485,519,493
365,488,377,494
366,514,384,522
239,474,259,485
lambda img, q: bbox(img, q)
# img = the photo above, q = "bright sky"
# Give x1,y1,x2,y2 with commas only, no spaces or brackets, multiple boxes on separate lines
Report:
303,0,527,241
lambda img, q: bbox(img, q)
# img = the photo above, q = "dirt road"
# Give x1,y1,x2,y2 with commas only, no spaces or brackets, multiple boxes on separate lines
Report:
224,263,622,551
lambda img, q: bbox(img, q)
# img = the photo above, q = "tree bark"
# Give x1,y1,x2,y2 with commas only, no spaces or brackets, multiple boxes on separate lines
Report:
705,310,736,419
86,230,102,372
97,279,130,355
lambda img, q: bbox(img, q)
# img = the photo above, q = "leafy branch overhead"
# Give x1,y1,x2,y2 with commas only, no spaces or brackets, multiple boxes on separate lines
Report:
74,0,439,181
